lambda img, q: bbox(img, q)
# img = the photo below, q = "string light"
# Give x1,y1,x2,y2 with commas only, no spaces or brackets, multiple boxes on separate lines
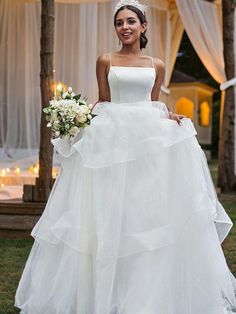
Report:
54,81,67,96
0,169,6,177
0,163,59,192
14,166,21,175
52,167,58,178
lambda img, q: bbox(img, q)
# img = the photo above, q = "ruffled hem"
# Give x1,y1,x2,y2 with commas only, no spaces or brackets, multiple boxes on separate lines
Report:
15,100,236,314
31,198,232,260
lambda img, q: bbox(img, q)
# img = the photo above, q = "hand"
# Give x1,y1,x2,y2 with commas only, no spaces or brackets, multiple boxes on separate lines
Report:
168,112,185,126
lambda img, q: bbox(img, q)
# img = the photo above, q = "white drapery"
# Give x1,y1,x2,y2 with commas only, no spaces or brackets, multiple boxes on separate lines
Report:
176,0,226,83
176,0,236,174
0,0,41,155
0,0,183,157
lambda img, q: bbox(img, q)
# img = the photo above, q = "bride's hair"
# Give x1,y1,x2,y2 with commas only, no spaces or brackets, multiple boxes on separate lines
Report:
114,5,148,50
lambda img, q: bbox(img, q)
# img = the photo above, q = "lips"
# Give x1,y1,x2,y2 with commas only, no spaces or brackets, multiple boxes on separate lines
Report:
122,32,132,37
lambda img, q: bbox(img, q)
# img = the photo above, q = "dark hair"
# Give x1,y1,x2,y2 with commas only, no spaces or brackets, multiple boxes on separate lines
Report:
114,5,148,50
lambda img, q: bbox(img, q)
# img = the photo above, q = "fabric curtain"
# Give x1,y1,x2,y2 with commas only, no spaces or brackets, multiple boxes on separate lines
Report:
146,2,184,88
0,0,41,158
176,0,236,175
0,0,180,156
176,0,226,83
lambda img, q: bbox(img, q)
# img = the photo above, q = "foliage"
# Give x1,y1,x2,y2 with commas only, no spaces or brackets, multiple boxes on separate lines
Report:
211,98,221,158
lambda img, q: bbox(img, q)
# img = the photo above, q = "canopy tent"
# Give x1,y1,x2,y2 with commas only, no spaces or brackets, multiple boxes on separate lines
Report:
0,0,235,171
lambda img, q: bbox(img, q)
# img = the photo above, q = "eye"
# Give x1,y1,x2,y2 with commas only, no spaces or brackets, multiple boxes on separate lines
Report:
116,21,123,27
128,19,136,24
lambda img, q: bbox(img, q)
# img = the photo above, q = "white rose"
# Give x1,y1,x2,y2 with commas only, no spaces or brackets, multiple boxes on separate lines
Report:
80,105,90,114
88,104,93,109
75,114,87,124
87,114,92,120
50,99,58,107
54,131,60,137
68,86,73,93
69,126,80,136
47,122,52,127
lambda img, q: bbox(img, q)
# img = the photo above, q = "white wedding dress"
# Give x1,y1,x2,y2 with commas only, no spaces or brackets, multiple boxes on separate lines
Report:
15,57,236,314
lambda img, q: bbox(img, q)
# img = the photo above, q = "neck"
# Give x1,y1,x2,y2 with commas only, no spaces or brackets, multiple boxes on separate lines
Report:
119,41,142,56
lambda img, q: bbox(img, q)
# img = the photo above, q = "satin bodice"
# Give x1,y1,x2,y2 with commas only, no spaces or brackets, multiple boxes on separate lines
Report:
108,66,156,103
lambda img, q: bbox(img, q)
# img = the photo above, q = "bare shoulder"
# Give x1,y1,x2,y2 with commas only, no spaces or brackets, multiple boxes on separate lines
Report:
96,53,110,68
153,58,165,72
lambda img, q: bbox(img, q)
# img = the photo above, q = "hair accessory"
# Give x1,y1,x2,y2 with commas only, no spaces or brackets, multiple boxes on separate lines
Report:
114,0,147,16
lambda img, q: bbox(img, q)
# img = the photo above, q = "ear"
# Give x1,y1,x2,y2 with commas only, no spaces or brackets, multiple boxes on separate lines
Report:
141,21,147,33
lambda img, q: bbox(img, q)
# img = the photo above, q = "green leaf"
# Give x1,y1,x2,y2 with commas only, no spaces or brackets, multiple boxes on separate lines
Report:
43,108,51,114
73,94,81,101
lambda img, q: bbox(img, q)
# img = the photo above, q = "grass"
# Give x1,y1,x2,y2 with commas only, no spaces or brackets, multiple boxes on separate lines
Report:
219,193,236,274
0,238,33,314
0,160,235,313
208,159,236,274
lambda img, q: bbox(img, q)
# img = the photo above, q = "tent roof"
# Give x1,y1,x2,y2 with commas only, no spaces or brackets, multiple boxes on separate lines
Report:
170,70,197,83
170,70,217,93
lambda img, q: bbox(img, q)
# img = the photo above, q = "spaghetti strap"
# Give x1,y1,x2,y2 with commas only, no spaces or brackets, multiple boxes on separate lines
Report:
109,52,112,67
151,57,154,68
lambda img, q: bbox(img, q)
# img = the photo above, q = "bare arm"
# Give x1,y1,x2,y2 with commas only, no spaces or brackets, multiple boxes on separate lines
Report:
151,58,165,102
96,53,111,103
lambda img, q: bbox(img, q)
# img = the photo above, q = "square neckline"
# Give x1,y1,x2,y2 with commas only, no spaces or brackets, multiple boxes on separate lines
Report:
108,65,157,81
108,53,157,86
110,65,156,69
108,53,156,70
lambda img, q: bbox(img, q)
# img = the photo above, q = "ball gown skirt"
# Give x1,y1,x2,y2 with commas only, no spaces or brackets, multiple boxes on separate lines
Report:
15,63,236,313
14,100,236,314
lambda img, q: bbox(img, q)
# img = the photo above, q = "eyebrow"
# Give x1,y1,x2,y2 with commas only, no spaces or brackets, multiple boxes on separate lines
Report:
116,17,137,22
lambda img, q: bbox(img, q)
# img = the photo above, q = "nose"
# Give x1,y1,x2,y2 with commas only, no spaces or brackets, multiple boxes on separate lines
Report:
122,21,129,29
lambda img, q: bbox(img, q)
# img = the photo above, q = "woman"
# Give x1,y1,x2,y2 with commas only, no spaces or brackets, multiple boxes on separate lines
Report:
15,0,236,313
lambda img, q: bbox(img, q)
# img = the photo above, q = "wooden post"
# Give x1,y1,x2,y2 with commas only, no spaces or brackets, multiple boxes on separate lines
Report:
218,0,236,192
23,0,55,202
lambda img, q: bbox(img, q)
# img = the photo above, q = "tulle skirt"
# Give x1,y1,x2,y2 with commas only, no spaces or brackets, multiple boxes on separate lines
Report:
15,101,236,314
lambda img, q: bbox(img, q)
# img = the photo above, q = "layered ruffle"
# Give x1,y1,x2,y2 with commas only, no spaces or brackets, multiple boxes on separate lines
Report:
15,101,236,314
52,101,197,168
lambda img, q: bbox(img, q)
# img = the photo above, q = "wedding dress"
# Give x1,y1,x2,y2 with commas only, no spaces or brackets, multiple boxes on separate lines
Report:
15,56,236,314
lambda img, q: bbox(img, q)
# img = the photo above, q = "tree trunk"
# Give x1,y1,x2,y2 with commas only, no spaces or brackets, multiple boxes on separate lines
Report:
37,0,55,201
218,0,236,192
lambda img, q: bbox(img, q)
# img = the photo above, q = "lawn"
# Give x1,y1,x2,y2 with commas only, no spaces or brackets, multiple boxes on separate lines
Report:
0,238,33,314
219,193,236,274
0,160,235,313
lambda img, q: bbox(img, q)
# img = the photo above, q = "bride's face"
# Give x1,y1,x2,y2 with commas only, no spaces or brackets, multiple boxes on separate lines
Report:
115,8,147,46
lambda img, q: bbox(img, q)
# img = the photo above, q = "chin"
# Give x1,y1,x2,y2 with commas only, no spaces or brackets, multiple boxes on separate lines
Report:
121,39,138,46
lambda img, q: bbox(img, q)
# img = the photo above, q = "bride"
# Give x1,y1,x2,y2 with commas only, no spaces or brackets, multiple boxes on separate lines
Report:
15,0,236,313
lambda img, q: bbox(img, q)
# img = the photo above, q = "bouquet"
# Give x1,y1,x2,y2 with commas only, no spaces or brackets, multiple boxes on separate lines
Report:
43,86,94,139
